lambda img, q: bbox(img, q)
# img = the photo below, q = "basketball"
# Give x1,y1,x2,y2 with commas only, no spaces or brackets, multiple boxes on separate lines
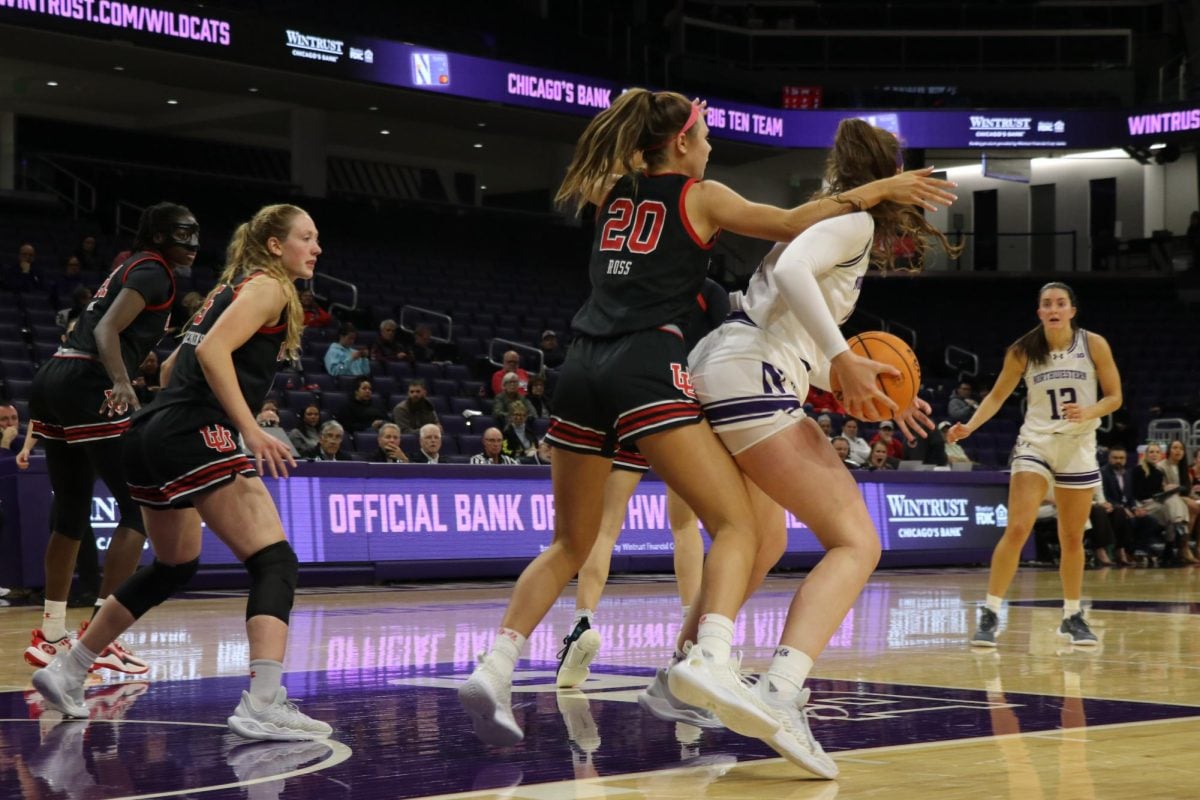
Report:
829,331,920,421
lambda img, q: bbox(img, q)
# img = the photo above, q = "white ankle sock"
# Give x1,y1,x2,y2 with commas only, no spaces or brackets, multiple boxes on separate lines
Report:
42,600,68,642
985,594,1003,614
249,659,283,706
1063,599,1081,618
766,645,814,699
697,614,735,665
573,608,593,627
488,628,526,680
65,639,98,682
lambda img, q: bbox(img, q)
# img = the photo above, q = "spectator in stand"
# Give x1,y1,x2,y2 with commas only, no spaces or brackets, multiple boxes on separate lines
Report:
289,405,322,459
904,422,947,466
805,385,844,415
75,234,102,273
56,284,93,328
470,427,519,465
1100,445,1160,566
539,330,565,369
369,423,409,463
870,420,905,460
815,413,833,438
410,324,438,363
301,289,334,329
948,381,979,423
130,351,162,406
840,418,871,466
525,374,551,419
1,403,21,453
940,421,973,466
1164,439,1199,560
314,420,351,461
528,440,553,465
865,441,897,471
391,378,440,433
337,378,388,434
325,322,371,378
490,351,529,396
493,372,536,427
831,436,859,469
409,423,444,464
371,319,410,367
240,401,298,457
501,403,539,460
52,254,88,310
1133,441,1192,562
3,242,43,293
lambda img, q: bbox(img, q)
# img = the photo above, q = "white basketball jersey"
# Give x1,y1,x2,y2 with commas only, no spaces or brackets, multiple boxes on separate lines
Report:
733,212,874,373
1022,328,1099,435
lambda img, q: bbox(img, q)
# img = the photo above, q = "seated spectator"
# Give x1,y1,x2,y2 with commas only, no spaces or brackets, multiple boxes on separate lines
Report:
528,440,553,465
865,441,898,471
337,377,388,434
493,372,536,427
903,423,947,466
56,284,93,328
314,420,351,461
289,404,323,458
392,378,440,433
410,324,438,363
870,420,905,460
131,351,162,405
840,418,871,466
490,350,529,396
831,436,859,469
241,401,298,457
470,427,519,465
75,234,102,272
0,403,21,453
371,319,411,366
409,423,444,464
1134,442,1191,562
502,403,540,459
1101,445,1161,565
3,242,43,293
369,422,409,463
1163,439,1199,562
51,254,88,309
947,381,979,423
301,289,335,328
939,421,973,466
525,374,551,419
815,413,833,438
539,329,565,369
325,322,371,377
805,385,844,415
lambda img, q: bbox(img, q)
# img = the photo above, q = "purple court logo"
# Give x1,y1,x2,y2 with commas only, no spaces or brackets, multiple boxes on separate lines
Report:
412,52,450,86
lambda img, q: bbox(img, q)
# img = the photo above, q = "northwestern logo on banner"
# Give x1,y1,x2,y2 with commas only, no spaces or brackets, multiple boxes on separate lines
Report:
1127,108,1200,136
91,496,120,530
412,52,450,86
285,29,344,63
886,494,969,522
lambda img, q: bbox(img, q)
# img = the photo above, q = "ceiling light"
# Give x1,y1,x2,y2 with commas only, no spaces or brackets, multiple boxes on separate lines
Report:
166,99,179,105
45,80,58,87
477,122,486,127
248,87,259,93
380,129,390,135
368,105,379,111
113,65,125,71
480,185,488,190
473,143,483,149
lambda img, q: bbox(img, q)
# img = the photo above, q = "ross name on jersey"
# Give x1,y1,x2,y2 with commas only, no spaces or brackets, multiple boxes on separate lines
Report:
1032,369,1087,384
183,330,205,346
606,258,632,276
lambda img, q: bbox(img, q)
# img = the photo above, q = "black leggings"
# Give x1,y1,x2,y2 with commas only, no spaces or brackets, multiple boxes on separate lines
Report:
43,437,146,540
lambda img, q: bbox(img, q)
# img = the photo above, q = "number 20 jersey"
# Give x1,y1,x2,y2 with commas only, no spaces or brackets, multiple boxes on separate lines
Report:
572,173,716,338
1021,328,1099,436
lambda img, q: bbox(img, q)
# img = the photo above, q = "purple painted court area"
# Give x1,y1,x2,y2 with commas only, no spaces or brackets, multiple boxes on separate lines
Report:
2,663,1197,799
1010,599,1200,615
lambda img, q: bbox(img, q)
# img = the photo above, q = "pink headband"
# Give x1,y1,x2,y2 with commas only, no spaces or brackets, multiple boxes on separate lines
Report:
645,102,702,151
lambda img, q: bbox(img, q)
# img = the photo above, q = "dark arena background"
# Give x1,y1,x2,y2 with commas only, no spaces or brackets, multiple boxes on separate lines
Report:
1,2,1199,798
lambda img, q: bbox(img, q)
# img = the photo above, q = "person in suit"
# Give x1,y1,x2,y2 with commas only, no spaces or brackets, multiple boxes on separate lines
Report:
409,424,444,464
1100,445,1162,565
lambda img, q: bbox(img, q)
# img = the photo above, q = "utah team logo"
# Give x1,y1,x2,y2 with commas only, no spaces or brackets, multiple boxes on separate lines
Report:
200,425,237,453
411,52,450,86
669,363,695,398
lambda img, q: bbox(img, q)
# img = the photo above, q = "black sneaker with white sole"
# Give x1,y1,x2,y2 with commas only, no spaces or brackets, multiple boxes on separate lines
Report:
1057,612,1098,646
970,607,999,647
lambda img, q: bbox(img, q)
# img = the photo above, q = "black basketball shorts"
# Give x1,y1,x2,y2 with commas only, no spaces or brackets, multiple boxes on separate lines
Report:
30,356,132,443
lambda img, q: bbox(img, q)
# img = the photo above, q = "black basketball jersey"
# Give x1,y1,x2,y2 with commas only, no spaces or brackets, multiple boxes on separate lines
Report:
572,173,718,337
146,272,287,418
66,252,175,376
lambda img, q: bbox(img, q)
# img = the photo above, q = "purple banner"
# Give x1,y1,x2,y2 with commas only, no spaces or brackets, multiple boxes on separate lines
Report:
7,460,1013,584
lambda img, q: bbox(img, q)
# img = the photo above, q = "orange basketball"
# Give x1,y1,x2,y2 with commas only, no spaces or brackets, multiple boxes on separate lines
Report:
829,331,920,422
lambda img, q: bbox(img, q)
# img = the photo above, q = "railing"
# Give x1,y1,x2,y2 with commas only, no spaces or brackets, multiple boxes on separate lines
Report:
487,339,544,375
887,320,917,350
398,305,453,343
944,346,979,379
19,155,96,220
115,199,144,237
311,274,359,315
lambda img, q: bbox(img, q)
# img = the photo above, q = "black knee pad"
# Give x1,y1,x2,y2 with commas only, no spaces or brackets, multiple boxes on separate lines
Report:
245,541,298,625
113,558,200,620
50,495,92,542
115,498,147,536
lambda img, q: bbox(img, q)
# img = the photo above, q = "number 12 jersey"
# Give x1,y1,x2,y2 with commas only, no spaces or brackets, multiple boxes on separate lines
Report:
1022,328,1099,436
